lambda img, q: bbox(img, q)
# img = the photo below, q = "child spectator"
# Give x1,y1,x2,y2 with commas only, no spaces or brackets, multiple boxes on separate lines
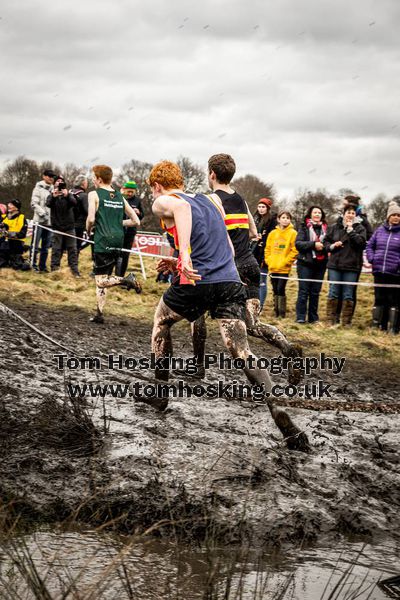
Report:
264,211,298,318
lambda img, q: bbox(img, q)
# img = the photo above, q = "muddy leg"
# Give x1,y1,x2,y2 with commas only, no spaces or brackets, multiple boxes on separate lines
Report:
218,318,310,452
91,274,124,321
190,315,207,375
245,298,303,385
152,298,184,381
95,273,123,289
95,286,107,320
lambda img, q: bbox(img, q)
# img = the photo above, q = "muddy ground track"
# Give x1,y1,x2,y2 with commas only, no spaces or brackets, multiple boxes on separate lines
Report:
0,301,399,550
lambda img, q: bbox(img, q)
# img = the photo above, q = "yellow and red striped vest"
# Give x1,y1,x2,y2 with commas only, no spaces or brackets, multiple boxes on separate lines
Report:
214,190,253,263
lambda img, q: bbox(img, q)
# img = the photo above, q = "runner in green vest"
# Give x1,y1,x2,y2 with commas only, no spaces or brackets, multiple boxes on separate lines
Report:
86,164,142,324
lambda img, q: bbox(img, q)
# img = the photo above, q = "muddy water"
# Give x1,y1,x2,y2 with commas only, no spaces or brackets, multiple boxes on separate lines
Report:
1,529,399,599
1,302,400,596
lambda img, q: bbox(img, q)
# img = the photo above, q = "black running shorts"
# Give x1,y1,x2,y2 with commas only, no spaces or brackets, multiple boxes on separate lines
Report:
163,281,247,322
236,256,261,300
93,251,121,275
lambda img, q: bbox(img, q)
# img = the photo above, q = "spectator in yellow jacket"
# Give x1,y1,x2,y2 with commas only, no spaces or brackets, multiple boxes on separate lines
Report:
265,211,298,317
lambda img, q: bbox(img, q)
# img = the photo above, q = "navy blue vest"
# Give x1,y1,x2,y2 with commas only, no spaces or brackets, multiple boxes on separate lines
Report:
170,192,240,284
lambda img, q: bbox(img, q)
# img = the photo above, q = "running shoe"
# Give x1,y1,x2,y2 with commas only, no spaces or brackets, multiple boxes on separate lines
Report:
90,314,105,324
120,272,142,293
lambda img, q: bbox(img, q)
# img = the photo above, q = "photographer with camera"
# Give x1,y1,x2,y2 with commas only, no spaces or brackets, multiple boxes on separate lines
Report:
46,175,80,277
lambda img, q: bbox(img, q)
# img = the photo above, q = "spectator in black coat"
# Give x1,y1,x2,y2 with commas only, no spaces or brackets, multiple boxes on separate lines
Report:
116,180,144,277
342,194,373,240
324,205,367,327
334,194,373,322
70,175,89,253
251,198,277,311
46,175,80,277
295,206,328,324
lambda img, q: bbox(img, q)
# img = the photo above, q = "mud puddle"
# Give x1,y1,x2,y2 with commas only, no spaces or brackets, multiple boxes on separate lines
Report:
0,302,400,551
0,528,399,599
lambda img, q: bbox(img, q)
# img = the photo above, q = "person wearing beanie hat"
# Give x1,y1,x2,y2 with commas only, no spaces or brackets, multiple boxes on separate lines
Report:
252,198,277,310
387,199,400,220
122,180,138,190
366,199,400,333
8,199,22,211
116,180,144,277
334,193,373,324
341,193,373,240
258,197,273,208
0,199,30,270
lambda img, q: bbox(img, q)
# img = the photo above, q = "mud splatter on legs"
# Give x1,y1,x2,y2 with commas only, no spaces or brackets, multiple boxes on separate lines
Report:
152,299,184,381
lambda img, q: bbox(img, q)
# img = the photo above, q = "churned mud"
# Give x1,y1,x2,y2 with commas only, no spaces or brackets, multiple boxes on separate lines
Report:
0,301,399,549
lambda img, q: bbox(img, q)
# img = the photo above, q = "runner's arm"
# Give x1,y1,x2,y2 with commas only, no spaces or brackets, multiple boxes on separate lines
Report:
122,199,141,228
246,202,258,240
153,195,201,281
86,191,98,236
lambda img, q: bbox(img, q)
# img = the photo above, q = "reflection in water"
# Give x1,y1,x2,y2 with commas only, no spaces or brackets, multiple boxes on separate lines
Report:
0,530,399,599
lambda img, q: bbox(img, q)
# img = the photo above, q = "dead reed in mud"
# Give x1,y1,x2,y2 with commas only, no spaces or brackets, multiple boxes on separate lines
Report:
0,518,384,600
0,445,386,600
34,394,104,457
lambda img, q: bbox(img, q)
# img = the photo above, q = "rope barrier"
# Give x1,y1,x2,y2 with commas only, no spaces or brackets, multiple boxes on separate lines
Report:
0,301,79,356
34,224,165,259
35,223,94,245
31,224,400,288
263,274,400,289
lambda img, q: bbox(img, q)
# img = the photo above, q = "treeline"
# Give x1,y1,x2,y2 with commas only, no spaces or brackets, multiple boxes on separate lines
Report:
0,155,395,231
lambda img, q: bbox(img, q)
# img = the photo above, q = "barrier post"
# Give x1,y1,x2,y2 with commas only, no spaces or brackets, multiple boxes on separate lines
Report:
135,237,147,280
30,222,38,268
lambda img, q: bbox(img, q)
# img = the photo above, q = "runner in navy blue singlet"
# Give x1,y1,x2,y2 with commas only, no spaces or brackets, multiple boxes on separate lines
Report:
139,160,310,453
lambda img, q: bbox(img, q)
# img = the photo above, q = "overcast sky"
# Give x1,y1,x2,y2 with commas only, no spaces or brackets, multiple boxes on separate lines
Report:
1,0,399,204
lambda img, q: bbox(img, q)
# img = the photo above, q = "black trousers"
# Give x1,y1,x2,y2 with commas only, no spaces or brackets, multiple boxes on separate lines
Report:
270,273,289,296
51,230,78,272
115,228,136,277
374,273,400,308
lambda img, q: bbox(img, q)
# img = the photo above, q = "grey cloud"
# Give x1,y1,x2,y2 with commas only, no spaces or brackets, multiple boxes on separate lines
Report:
1,0,399,203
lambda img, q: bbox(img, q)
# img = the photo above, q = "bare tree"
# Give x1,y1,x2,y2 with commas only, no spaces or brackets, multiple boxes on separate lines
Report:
177,156,206,193
291,188,341,227
231,174,276,214
368,193,389,229
119,158,158,230
119,156,207,231
62,162,88,187
0,156,41,216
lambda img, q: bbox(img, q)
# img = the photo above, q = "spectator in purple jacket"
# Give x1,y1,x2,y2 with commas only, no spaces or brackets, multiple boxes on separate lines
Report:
366,200,400,334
